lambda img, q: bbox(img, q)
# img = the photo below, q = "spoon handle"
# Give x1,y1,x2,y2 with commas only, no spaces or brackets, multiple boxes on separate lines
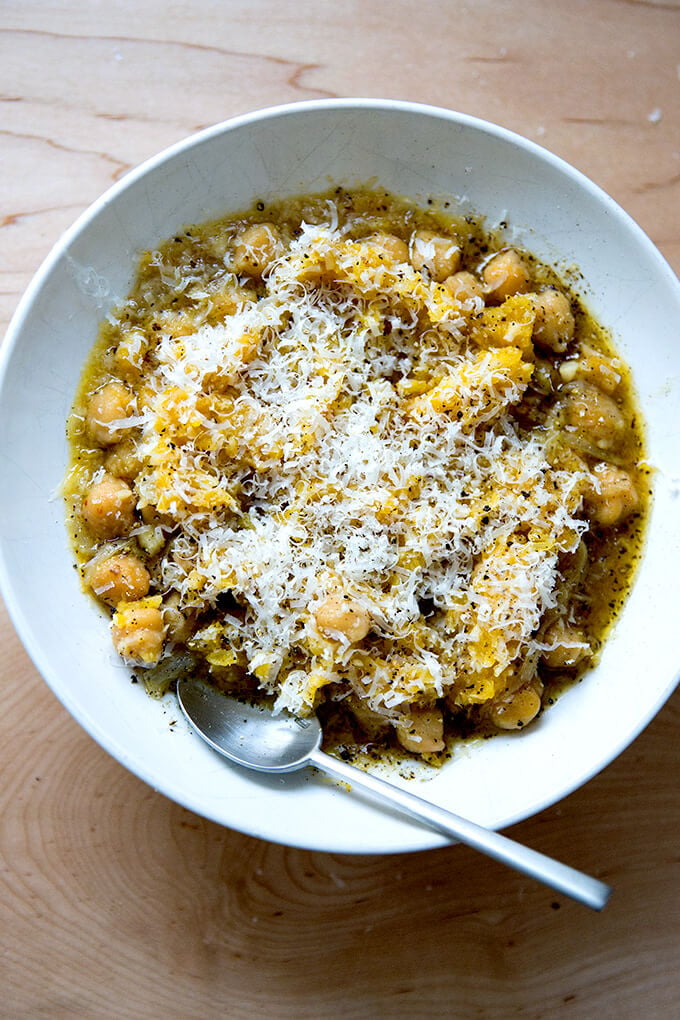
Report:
309,747,610,911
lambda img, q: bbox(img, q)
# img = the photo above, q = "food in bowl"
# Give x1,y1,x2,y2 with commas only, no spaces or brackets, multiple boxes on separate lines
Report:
63,186,647,761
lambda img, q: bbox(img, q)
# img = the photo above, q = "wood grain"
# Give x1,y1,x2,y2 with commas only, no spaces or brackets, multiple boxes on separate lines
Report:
1,2,679,1016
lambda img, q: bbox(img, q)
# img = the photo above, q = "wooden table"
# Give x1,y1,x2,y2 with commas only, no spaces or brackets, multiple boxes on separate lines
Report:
2,3,679,1016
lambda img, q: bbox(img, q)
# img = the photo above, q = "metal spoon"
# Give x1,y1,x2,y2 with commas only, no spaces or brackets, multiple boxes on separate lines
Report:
177,679,611,910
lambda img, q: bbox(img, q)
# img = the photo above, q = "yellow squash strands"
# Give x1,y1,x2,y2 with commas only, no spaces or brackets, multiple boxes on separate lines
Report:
64,190,647,758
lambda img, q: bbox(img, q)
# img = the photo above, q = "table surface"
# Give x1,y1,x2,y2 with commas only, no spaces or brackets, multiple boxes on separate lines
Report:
1,2,679,1016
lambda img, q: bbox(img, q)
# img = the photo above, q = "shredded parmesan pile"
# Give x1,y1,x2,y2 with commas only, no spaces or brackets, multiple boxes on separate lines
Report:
128,210,587,722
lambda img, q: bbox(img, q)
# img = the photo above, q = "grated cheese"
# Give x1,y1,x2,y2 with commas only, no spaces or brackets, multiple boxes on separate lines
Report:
127,211,589,719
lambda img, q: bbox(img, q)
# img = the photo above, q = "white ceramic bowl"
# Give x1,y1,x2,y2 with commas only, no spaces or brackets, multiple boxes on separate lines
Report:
1,99,679,854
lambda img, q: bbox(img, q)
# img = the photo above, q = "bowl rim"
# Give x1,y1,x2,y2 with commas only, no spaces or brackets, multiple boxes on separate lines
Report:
1,97,679,852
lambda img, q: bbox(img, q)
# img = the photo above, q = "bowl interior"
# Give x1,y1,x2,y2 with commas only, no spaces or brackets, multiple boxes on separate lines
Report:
1,100,679,853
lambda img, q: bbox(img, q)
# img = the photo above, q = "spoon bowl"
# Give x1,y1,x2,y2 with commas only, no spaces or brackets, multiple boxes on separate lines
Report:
178,680,322,772
177,680,611,911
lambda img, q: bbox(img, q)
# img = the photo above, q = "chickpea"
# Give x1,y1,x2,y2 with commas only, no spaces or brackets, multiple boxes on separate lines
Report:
136,525,166,557
561,381,625,450
395,705,445,753
84,553,150,607
532,288,575,353
346,695,391,740
140,504,174,528
490,685,542,730
86,381,135,447
296,250,338,286
410,229,461,282
542,618,590,669
559,344,621,395
113,328,148,380
104,437,142,481
232,223,282,277
314,594,371,643
585,348,622,394
367,232,409,265
206,284,252,325
444,270,485,303
155,310,195,338
585,462,639,527
81,473,136,539
482,249,531,303
163,592,194,645
111,598,165,664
